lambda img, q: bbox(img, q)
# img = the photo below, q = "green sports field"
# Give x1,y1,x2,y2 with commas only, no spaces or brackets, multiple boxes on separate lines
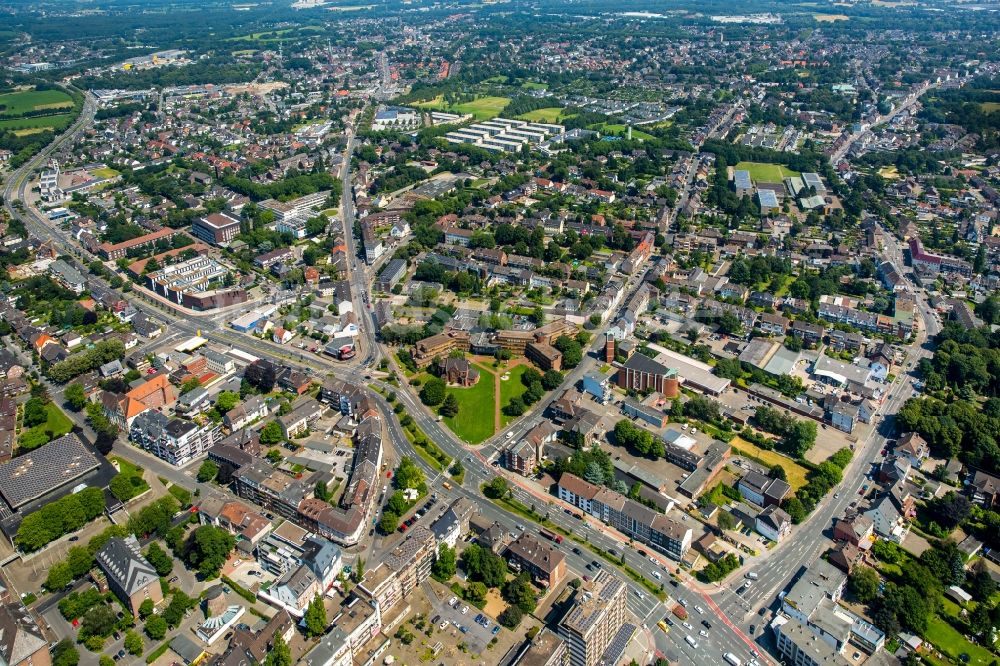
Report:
413,95,511,120
734,161,801,183
517,107,566,123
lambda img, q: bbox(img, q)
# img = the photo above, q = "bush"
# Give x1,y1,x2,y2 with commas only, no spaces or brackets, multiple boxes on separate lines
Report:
498,605,523,628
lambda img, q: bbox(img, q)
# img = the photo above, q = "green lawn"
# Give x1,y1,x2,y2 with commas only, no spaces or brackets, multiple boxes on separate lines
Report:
923,614,996,665
730,436,810,491
443,365,497,444
0,88,74,115
734,161,801,183
111,456,144,477
91,166,120,179
498,364,529,427
413,95,511,120
19,403,74,451
517,107,566,123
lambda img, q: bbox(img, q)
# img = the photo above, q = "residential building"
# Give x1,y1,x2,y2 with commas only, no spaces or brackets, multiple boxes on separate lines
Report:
557,570,628,666
513,628,569,666
864,496,909,543
357,526,436,616
773,616,850,666
129,410,221,466
224,395,269,430
756,505,792,542
278,397,324,438
505,533,566,589
969,470,1000,509
95,536,163,617
0,603,51,666
893,432,928,469
738,470,791,507
832,513,874,548
49,259,86,294
263,564,320,616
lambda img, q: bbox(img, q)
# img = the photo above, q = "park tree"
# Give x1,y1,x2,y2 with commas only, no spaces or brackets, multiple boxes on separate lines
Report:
464,581,487,603
502,573,537,613
304,594,327,637
64,383,88,411
483,476,508,499
144,615,167,640
378,511,399,535
848,566,880,603
260,421,284,446
145,542,174,577
420,377,446,406
124,630,144,656
439,393,459,418
498,605,523,628
183,525,235,578
432,543,457,580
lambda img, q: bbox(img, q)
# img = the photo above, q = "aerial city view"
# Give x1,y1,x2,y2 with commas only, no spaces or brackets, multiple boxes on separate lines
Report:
1,0,1000,665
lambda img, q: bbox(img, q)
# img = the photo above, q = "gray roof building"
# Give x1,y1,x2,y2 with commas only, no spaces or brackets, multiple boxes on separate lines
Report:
0,433,101,510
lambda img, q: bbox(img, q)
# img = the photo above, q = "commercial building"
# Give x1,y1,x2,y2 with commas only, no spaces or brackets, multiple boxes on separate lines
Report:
96,536,163,617
145,256,248,311
444,118,564,152
615,354,678,395
357,525,436,616
557,570,627,666
412,331,470,367
192,212,241,246
738,470,792,507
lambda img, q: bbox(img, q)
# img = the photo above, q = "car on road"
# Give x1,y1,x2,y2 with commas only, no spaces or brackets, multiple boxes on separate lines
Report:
682,622,693,630
653,571,662,579
701,620,712,629
699,630,709,638
461,605,469,615
169,576,179,583
648,556,657,564
694,605,705,615
572,547,582,555
591,560,602,569
448,596,458,607
68,536,79,542
678,598,688,607
749,624,755,634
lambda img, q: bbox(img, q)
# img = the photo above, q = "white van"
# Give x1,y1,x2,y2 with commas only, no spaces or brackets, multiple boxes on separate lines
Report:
685,635,699,648
746,571,759,580
723,653,742,666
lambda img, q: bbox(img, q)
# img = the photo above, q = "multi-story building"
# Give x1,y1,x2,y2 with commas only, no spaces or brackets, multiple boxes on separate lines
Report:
192,212,241,246
412,331,470,367
224,395,269,430
357,525,436,616
95,536,163,617
129,410,221,466
278,397,324,438
773,616,851,666
513,628,569,666
557,570,627,666
505,533,566,589
615,354,678,395
557,473,691,560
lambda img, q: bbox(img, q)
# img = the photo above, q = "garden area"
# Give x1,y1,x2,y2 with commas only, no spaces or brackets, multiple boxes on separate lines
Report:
729,436,810,492
17,396,73,452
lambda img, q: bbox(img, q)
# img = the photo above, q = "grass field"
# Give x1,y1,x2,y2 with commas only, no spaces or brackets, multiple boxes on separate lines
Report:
0,112,77,134
734,161,801,183
499,364,530,427
730,436,810,491
923,615,996,665
878,166,900,180
0,88,74,115
91,166,120,179
591,123,655,140
517,107,566,123
19,403,74,452
980,102,1000,112
443,364,497,444
813,13,849,21
229,25,324,42
413,95,510,120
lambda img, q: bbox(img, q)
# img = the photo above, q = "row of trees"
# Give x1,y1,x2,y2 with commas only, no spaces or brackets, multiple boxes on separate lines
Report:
781,448,852,524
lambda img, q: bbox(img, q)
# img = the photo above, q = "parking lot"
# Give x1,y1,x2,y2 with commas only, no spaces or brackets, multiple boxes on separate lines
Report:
429,588,503,654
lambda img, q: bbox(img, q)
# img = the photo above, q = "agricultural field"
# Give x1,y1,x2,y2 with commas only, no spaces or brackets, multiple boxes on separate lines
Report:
734,161,801,183
813,13,850,21
91,166,121,179
979,102,1000,112
0,88,74,115
0,87,78,136
517,107,567,123
413,95,510,120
